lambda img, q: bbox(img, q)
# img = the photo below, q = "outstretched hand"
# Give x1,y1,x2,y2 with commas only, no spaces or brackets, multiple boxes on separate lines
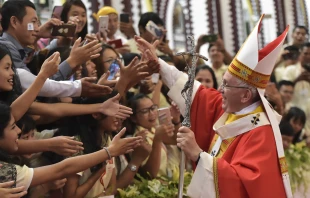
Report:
97,71,118,87
0,181,27,198
99,94,133,119
80,77,112,97
108,128,143,157
38,52,60,79
48,136,84,156
135,35,159,61
119,56,150,90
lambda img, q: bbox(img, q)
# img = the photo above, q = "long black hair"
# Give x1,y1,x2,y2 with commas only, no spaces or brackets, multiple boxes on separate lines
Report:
0,102,21,165
0,44,22,105
61,0,88,40
125,93,151,136
282,107,306,128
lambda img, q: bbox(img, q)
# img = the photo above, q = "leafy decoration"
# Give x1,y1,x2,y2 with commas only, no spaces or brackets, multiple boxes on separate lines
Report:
117,172,193,198
285,141,310,195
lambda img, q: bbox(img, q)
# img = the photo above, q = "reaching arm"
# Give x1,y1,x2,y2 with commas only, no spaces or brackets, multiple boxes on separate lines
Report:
11,74,46,121
30,128,142,187
142,136,162,178
17,68,82,98
28,102,100,118
28,93,132,120
31,149,109,187
11,52,61,121
14,137,83,156
151,80,163,107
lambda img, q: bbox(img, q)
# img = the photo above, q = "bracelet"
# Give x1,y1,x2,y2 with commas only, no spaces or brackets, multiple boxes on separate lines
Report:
103,147,112,160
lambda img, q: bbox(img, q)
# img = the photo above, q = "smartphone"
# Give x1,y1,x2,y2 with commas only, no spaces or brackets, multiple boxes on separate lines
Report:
120,13,130,23
99,15,109,35
51,6,63,19
51,24,76,37
146,20,163,38
158,107,172,125
107,39,123,49
202,34,218,43
108,61,120,80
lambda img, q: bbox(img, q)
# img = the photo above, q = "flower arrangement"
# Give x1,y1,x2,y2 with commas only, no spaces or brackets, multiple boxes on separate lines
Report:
285,141,310,194
117,172,193,198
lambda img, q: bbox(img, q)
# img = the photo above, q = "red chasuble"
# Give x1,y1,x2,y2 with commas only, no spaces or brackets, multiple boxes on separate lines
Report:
190,86,286,198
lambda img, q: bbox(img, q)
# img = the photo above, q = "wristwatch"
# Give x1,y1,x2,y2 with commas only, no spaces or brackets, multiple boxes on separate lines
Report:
128,164,137,172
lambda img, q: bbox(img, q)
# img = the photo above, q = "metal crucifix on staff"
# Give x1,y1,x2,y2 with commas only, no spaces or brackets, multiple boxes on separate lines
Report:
176,35,208,198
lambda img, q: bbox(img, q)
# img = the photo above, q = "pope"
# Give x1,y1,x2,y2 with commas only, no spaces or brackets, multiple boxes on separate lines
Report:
135,15,292,198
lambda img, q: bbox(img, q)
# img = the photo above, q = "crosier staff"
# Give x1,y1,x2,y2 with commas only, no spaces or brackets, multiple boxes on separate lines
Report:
175,35,208,198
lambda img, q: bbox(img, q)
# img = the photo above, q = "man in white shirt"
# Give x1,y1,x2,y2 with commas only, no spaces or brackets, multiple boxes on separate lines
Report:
283,43,310,82
16,68,112,98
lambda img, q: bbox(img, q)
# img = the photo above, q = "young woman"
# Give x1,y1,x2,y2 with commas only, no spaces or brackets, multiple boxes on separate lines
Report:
281,107,307,144
59,96,149,198
0,102,142,193
127,93,179,179
195,65,218,89
93,44,122,80
61,0,88,41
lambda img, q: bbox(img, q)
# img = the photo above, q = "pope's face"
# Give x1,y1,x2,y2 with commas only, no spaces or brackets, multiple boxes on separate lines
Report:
218,72,249,113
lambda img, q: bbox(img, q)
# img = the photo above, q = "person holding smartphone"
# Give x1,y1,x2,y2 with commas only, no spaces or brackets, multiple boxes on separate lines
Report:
93,6,130,55
126,12,184,68
119,13,137,39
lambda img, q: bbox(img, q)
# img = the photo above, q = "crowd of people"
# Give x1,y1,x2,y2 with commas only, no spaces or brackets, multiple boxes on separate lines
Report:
0,0,309,197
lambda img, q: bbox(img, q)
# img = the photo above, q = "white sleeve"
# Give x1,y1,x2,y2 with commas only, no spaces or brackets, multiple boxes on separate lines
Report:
158,58,183,88
15,165,34,190
187,152,216,198
159,58,201,116
282,66,295,81
17,68,82,97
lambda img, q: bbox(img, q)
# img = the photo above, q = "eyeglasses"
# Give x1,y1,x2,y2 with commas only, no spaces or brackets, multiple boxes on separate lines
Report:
220,81,249,90
136,105,158,115
103,58,123,65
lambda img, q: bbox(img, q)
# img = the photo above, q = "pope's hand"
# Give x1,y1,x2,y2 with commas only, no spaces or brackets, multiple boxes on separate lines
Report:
177,126,202,162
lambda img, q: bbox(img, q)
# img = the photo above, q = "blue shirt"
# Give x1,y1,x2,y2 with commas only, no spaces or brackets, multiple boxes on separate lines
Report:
0,32,72,81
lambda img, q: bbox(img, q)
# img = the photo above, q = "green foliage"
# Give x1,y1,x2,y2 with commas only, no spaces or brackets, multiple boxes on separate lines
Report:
285,141,310,195
116,172,193,198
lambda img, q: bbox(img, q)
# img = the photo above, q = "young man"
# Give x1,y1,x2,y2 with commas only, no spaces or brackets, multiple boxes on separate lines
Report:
93,6,130,54
283,43,310,82
135,14,292,197
290,26,308,48
129,12,183,67
278,80,294,111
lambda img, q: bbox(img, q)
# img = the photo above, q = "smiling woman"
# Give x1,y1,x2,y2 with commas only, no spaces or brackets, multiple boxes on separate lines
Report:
61,0,88,40
0,51,14,92
0,46,22,105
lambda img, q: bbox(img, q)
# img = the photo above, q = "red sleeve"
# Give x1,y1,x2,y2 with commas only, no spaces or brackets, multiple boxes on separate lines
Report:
216,125,286,198
190,86,223,152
